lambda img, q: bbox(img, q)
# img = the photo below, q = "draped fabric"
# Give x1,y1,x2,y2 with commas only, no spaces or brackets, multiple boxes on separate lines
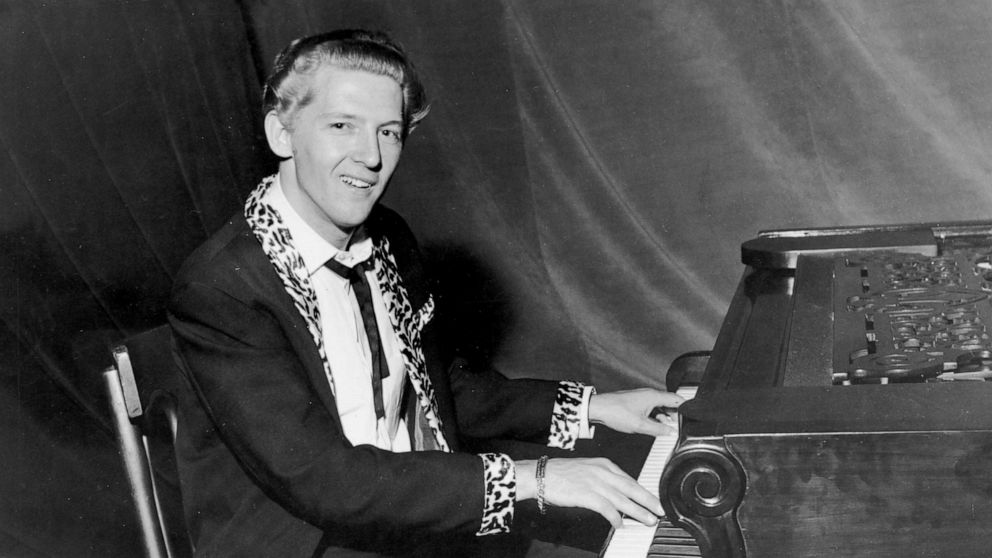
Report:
4,0,992,554
1,2,264,555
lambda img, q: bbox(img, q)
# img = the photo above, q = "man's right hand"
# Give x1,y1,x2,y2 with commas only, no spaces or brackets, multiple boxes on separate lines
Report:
515,457,661,527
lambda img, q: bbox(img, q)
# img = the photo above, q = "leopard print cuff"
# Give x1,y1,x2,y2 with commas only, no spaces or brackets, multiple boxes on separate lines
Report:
547,380,585,450
476,453,515,536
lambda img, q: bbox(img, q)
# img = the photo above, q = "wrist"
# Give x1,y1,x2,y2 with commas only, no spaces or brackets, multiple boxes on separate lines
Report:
515,460,537,501
588,392,607,425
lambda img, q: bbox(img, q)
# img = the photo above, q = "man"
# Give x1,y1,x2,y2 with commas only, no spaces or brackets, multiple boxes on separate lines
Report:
169,29,684,557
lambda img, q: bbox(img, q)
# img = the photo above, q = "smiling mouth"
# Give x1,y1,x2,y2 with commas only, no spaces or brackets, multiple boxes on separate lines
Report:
341,175,376,189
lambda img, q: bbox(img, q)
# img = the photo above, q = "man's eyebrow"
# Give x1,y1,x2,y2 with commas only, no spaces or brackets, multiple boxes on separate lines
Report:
316,112,358,120
316,113,402,128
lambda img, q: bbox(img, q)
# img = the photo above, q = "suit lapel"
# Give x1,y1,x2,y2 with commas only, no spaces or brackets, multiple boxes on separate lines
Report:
244,176,338,411
370,238,449,452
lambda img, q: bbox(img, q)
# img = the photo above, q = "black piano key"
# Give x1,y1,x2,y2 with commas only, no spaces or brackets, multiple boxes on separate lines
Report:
647,546,701,558
654,527,688,537
645,519,700,557
647,548,700,556
647,545,701,558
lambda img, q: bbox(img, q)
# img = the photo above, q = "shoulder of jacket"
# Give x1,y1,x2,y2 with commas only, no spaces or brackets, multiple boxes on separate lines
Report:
174,214,264,290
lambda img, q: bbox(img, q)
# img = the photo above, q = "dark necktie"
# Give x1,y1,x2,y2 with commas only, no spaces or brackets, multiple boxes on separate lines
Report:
324,257,389,420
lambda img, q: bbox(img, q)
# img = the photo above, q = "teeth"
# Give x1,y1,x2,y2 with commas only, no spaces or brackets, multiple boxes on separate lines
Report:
341,176,373,189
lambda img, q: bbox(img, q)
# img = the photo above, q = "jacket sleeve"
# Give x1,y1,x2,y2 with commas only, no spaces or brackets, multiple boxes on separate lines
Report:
443,350,588,451
169,277,512,543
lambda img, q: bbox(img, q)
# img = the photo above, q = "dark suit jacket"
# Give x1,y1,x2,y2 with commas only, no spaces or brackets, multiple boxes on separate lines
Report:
169,201,566,557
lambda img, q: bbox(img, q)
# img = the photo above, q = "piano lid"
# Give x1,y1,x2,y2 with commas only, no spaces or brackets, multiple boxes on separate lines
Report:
740,220,992,270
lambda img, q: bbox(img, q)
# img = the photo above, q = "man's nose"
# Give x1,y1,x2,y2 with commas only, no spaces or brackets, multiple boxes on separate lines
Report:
350,130,381,169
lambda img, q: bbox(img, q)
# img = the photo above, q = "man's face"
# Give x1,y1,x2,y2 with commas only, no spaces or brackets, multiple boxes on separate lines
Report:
278,65,404,248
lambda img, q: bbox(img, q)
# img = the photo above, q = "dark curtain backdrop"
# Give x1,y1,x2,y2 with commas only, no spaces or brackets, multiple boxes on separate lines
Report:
4,0,992,555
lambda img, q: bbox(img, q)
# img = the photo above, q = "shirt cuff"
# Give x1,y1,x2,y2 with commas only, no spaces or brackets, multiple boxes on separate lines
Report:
547,380,587,450
476,453,515,536
577,385,597,439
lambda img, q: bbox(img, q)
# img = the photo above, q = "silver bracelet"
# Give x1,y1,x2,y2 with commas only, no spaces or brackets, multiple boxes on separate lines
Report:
536,455,549,515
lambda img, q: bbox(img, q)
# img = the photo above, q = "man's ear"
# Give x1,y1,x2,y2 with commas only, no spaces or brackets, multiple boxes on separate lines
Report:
264,111,294,159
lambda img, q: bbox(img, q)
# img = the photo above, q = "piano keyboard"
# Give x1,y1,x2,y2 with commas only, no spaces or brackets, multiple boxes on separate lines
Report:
601,386,699,558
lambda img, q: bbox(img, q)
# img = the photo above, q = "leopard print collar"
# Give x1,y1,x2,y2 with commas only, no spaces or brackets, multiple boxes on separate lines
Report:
244,175,449,451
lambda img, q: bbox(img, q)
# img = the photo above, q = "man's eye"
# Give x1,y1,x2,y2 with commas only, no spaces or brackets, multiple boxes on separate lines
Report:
381,129,402,143
329,122,349,130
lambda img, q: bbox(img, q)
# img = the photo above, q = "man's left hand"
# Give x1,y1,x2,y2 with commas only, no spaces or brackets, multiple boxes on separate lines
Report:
588,388,685,437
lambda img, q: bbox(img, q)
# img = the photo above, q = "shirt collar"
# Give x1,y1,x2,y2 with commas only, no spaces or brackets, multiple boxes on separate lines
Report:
265,174,373,276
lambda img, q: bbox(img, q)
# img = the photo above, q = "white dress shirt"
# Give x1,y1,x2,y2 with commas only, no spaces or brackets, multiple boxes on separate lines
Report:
266,177,412,451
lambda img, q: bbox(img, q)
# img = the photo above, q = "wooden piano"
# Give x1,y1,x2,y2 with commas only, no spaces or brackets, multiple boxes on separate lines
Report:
607,221,992,557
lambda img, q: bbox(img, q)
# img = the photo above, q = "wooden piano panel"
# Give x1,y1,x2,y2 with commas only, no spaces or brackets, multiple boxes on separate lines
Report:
732,431,992,557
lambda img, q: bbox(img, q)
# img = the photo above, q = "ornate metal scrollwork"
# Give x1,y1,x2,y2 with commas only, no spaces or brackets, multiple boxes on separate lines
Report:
834,250,992,385
660,440,746,558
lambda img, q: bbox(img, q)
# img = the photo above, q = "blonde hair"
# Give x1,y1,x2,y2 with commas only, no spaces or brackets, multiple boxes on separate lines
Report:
262,29,430,137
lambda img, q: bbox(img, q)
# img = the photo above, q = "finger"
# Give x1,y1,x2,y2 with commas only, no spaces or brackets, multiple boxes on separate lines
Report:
645,395,684,419
597,468,664,515
652,413,678,431
597,479,662,526
650,392,685,410
649,393,685,411
588,494,624,528
658,421,677,436
612,495,660,526
608,474,664,517
628,413,678,437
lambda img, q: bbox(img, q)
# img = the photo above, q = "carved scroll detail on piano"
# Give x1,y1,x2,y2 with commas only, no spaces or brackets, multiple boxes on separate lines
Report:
659,440,746,558
833,250,992,385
